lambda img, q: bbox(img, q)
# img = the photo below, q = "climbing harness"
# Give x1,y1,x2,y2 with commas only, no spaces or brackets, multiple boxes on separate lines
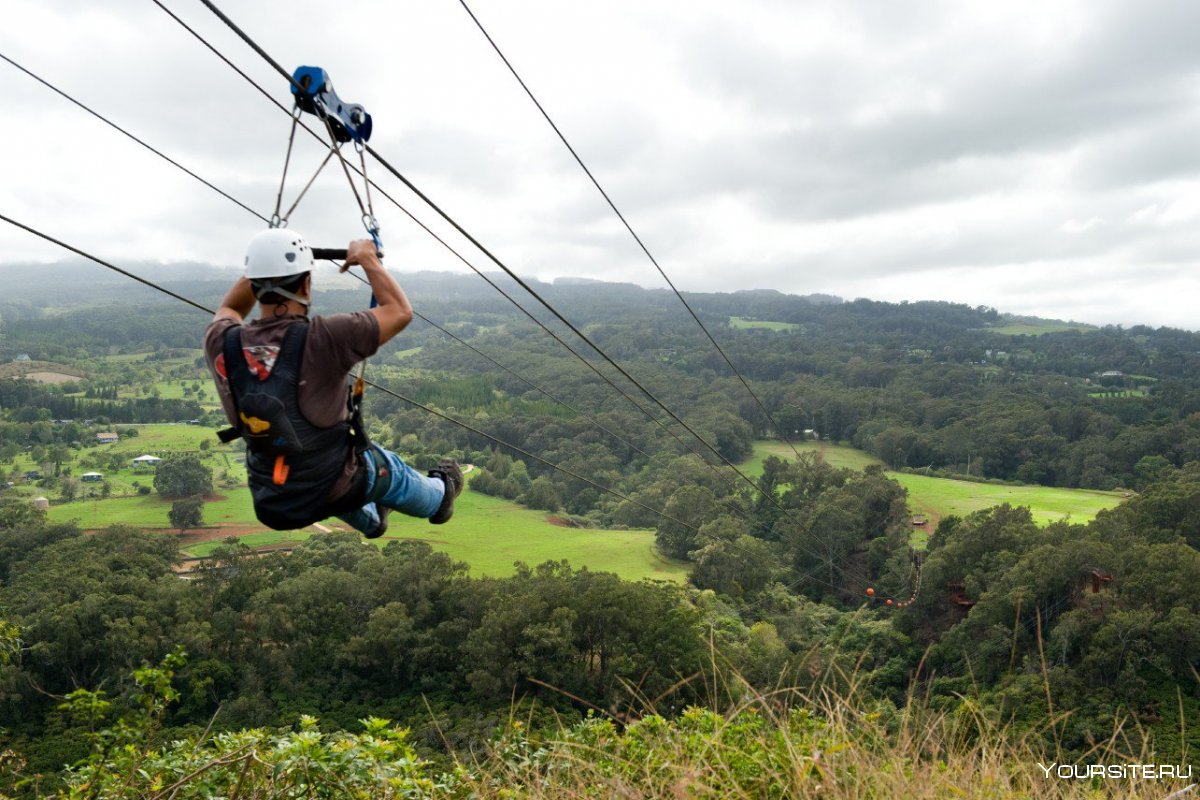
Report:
217,323,371,529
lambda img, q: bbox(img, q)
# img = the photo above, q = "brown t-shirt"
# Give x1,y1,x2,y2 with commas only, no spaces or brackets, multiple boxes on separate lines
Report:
204,311,380,501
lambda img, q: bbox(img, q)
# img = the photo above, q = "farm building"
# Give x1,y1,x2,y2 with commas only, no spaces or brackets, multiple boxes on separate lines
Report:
132,454,163,467
80,472,104,483
96,432,119,444
32,497,49,511
13,354,31,362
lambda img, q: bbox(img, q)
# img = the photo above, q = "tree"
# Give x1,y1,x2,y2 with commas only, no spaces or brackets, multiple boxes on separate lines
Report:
169,497,204,532
655,485,718,560
0,497,46,530
154,455,212,498
691,534,777,597
60,477,79,502
522,476,562,511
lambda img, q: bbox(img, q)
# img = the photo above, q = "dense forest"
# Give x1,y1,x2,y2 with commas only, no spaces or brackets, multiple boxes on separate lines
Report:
2,267,1200,795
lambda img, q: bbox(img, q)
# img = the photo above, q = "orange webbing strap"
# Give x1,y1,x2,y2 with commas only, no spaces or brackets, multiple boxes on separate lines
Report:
273,455,290,485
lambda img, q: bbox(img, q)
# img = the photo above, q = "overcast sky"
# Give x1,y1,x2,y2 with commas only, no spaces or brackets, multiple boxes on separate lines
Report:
2,0,1199,328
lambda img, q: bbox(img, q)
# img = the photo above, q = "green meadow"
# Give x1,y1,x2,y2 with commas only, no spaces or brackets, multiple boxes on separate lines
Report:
183,489,685,583
728,317,800,332
46,447,686,582
983,321,1094,336
745,440,1125,530
1089,389,1149,398
889,473,1123,526
745,440,880,472
377,489,686,582
47,483,257,529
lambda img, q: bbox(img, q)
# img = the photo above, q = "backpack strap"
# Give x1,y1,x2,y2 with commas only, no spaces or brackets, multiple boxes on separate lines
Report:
216,324,245,444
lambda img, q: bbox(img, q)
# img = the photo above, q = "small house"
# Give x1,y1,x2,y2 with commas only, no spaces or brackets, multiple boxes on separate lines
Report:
132,454,163,468
80,472,104,483
13,354,31,362
96,432,119,444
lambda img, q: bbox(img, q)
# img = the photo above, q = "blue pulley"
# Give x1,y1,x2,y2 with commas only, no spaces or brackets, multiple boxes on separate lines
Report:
291,66,373,144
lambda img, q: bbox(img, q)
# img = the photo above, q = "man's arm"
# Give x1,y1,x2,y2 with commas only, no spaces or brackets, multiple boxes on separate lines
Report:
343,239,413,346
214,276,256,323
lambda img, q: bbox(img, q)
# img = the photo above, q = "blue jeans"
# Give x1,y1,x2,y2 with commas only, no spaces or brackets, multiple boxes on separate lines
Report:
337,446,445,535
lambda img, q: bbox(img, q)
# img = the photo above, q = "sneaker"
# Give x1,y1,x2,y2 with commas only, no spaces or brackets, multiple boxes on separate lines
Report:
364,504,390,539
428,459,464,525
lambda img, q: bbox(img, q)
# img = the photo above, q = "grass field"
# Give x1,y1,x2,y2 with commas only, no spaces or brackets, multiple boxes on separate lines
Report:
744,441,1125,530
983,321,1094,336
180,487,689,583
47,486,258,529
376,490,686,581
745,440,880,473
0,361,83,380
729,317,800,332
101,350,204,364
117,379,214,403
1089,389,1149,398
47,456,687,582
889,473,1123,526
102,424,219,454
183,530,308,557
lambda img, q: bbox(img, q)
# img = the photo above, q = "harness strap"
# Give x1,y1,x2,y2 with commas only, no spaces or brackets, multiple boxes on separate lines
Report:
216,324,248,443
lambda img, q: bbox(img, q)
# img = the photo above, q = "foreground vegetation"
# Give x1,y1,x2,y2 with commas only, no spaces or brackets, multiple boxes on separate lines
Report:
2,645,1192,799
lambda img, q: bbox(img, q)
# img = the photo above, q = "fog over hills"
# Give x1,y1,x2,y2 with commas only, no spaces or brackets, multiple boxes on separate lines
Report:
0,259,1122,332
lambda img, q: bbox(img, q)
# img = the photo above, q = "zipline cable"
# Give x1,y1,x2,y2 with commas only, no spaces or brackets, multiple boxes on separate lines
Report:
0,49,651,462
0,211,695,530
0,50,267,225
453,0,804,461
150,0,745,484
192,0,790,513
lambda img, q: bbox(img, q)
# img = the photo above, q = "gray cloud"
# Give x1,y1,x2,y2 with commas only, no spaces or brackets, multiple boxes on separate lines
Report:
1,0,1198,329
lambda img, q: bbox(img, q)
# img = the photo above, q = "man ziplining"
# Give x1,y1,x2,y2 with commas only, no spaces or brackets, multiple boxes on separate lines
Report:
203,229,463,538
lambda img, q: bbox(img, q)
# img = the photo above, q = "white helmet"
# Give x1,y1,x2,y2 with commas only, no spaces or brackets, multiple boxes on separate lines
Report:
244,228,314,280
244,228,314,305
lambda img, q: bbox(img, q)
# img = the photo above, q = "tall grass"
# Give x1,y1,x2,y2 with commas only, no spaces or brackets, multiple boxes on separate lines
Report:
24,650,1195,798
457,661,1193,799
